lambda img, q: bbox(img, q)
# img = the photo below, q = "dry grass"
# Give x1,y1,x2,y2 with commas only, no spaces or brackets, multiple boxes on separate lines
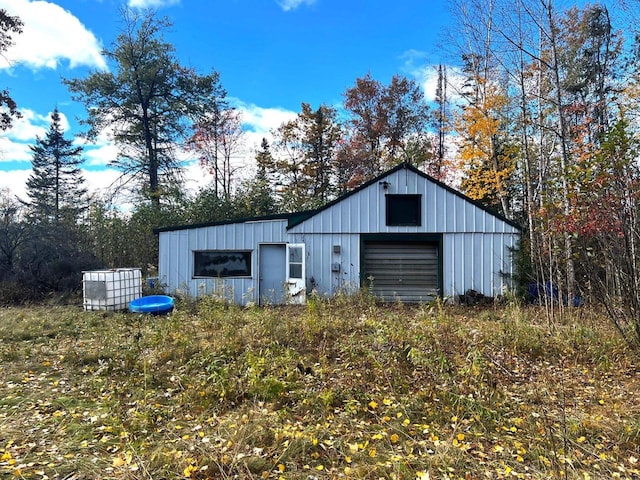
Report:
1,294,639,479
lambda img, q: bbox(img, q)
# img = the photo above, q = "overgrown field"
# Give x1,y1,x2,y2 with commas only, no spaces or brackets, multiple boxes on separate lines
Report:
1,295,639,479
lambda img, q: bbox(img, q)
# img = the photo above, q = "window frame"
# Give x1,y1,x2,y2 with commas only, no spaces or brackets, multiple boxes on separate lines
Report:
385,194,422,226
193,250,253,279
287,244,304,280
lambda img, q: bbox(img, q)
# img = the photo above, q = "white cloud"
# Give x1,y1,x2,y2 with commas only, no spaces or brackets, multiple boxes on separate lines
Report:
0,163,127,206
0,136,30,164
2,108,72,144
398,49,466,104
0,108,55,165
78,127,120,168
7,109,49,141
0,0,106,70
234,101,297,174
83,143,118,168
235,101,296,135
409,64,466,104
176,102,297,191
0,100,298,204
83,168,124,197
181,159,212,193
4,166,131,209
128,0,180,8
276,0,316,12
0,168,30,200
0,107,120,202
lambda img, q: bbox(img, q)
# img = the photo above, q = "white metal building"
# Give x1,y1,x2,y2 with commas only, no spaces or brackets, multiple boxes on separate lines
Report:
155,163,521,305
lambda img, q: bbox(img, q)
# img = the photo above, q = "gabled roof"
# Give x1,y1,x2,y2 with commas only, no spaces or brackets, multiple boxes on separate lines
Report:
154,162,521,234
286,162,521,230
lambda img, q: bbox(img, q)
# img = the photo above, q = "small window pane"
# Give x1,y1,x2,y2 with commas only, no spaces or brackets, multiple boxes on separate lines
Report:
194,251,252,278
288,246,302,263
386,194,422,226
289,264,303,279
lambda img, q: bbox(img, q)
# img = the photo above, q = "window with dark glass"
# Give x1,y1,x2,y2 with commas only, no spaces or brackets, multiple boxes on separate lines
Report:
386,194,422,226
193,251,252,278
288,245,303,279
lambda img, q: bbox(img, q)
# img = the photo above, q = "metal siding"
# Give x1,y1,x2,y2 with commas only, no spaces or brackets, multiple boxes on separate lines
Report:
473,234,482,290
158,168,521,304
287,168,520,301
288,169,519,235
443,234,461,297
441,232,518,298
158,219,288,304
455,196,464,231
289,232,361,298
487,233,496,293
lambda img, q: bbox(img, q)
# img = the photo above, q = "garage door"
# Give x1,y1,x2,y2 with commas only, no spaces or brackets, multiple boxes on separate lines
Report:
363,241,439,302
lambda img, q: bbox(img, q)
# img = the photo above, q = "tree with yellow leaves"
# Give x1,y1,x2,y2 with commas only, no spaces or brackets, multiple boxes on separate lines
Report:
456,73,516,217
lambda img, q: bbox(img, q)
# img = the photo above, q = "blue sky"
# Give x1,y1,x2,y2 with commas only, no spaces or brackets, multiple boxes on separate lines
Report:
16,0,629,204
0,0,455,200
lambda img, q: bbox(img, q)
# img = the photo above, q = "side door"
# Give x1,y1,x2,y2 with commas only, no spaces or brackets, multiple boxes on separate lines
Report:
258,244,286,305
286,243,306,304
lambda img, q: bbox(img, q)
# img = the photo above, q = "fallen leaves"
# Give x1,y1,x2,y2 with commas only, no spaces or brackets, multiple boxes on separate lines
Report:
1,303,639,479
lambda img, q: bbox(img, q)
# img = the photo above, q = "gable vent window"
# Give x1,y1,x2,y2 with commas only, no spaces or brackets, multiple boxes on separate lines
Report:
386,194,422,226
193,250,252,278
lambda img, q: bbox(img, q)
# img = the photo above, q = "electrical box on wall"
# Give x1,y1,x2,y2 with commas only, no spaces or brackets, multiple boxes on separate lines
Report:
331,263,341,273
333,245,341,254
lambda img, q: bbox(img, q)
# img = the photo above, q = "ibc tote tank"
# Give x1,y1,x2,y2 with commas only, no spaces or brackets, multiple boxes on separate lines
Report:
82,268,142,311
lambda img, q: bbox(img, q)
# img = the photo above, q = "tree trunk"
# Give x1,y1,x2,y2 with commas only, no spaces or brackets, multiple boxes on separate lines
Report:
544,0,575,300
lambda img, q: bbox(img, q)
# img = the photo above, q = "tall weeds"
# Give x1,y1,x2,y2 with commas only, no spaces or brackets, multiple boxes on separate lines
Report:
0,298,635,479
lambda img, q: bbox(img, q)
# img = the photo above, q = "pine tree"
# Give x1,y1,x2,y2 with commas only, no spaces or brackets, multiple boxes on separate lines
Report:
271,104,342,210
65,8,227,206
245,139,278,216
25,108,87,225
434,64,448,176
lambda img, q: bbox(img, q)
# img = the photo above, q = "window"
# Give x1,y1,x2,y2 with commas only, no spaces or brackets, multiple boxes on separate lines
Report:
386,194,422,226
193,250,252,278
288,245,303,279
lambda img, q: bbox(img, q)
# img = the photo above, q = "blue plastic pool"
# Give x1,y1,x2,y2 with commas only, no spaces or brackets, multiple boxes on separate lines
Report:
129,295,174,315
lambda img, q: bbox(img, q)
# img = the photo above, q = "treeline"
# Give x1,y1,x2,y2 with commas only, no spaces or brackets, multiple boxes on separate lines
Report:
0,7,439,303
445,0,640,345
2,2,640,346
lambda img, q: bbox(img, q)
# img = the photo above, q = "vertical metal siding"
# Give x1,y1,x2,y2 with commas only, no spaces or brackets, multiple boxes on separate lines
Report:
289,232,362,298
288,230,517,302
441,232,518,298
158,167,520,304
286,168,519,301
158,219,288,304
289,169,519,235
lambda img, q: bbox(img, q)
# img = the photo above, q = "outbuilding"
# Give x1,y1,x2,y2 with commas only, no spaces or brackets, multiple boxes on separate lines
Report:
155,163,520,305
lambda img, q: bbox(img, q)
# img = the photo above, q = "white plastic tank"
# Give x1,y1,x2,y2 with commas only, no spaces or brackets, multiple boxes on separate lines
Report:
82,268,142,311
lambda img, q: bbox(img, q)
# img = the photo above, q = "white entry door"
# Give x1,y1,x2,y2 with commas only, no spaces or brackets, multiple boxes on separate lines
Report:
286,243,306,304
